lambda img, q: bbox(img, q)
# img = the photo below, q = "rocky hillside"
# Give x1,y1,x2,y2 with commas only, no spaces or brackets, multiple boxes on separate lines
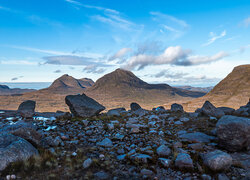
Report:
85,68,205,110
184,64,250,111
0,84,35,95
0,96,249,179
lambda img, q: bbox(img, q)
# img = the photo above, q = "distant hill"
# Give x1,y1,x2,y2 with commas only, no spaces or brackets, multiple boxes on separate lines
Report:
0,69,205,112
0,84,35,95
175,86,213,93
84,68,205,110
184,64,250,111
46,74,94,94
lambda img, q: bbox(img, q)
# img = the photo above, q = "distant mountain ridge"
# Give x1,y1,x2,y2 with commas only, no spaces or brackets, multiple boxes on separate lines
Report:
43,74,94,94
0,69,205,112
175,86,213,93
0,84,35,95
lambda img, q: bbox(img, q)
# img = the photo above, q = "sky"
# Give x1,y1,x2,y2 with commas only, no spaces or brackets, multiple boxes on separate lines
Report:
0,0,250,87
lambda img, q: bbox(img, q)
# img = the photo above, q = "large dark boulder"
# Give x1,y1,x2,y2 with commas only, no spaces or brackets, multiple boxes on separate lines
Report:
130,102,141,111
0,133,38,171
0,121,42,147
234,99,250,117
18,100,36,119
197,101,224,118
202,150,232,171
217,107,235,115
171,103,184,112
216,115,250,151
65,93,105,117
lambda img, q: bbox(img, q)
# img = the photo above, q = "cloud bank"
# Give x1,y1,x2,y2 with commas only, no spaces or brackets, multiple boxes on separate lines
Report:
123,46,228,70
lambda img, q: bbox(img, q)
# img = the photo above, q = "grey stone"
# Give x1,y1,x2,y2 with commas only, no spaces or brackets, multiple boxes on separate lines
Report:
216,115,250,151
157,145,171,157
171,103,184,112
130,102,141,111
94,171,109,180
97,138,113,148
0,133,38,171
158,158,172,168
198,101,225,118
107,108,126,116
175,153,193,169
83,158,92,169
18,100,36,119
65,93,105,117
202,150,232,171
179,132,215,143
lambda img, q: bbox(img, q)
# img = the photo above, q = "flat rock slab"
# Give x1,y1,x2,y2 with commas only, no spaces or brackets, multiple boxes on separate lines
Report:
0,133,38,171
179,132,215,143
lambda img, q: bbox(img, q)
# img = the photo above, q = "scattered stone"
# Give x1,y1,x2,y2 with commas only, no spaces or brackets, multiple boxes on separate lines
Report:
18,100,36,119
130,102,142,111
216,115,250,151
175,153,193,169
130,154,152,164
0,133,38,171
171,103,184,112
158,158,172,167
107,108,126,116
94,171,109,180
198,101,225,118
140,169,154,177
202,150,232,171
157,145,171,157
83,158,92,169
179,132,215,143
65,93,105,117
97,138,113,148
217,107,235,115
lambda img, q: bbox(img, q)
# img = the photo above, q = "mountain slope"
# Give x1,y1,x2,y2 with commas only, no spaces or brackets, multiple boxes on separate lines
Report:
84,68,205,110
184,64,250,111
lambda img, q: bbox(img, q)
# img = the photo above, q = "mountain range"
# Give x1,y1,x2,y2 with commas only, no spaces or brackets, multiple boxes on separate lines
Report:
0,85,35,95
0,64,249,112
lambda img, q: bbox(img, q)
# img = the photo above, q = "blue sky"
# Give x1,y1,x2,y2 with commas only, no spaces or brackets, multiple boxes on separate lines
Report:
0,0,249,87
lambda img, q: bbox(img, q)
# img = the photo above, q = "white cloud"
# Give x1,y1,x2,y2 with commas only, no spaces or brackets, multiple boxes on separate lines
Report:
0,60,37,65
123,46,229,70
163,25,179,33
243,17,250,27
109,48,132,61
150,12,188,28
82,64,106,74
202,30,226,46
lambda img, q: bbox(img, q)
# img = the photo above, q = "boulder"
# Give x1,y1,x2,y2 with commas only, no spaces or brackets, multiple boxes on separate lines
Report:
0,121,42,147
202,150,232,171
97,138,113,148
198,101,225,118
0,133,38,171
234,100,250,117
171,103,184,112
216,115,250,151
65,93,105,117
156,145,171,157
175,153,193,169
107,108,126,116
18,100,36,119
179,132,215,143
217,107,235,115
130,102,141,111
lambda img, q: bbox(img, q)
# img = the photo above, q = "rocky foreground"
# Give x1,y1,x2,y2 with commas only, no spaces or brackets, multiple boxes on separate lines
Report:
0,94,249,180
